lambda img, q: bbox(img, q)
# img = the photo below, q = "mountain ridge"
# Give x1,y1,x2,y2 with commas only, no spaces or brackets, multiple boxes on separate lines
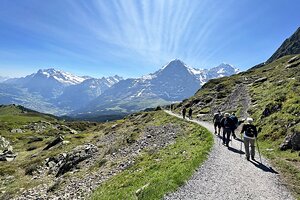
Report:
75,60,239,117
0,61,238,117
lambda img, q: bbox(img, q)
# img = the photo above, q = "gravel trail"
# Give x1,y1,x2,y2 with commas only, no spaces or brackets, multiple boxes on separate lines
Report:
164,110,294,200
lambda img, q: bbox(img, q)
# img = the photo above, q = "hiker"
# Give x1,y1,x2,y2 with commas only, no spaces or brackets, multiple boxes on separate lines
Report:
230,113,239,139
188,108,193,119
182,107,186,119
240,117,258,161
213,110,222,135
220,113,235,147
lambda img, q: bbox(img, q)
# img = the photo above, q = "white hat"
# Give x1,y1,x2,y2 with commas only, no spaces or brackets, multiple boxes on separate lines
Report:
224,113,230,117
247,117,253,123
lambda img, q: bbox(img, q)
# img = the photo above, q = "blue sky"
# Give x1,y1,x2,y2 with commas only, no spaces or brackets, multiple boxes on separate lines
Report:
0,0,299,78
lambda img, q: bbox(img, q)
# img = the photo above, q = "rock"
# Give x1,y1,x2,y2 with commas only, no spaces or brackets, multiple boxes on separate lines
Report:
27,136,43,144
69,129,78,134
0,136,10,150
288,55,300,63
111,124,118,129
0,148,17,162
280,132,300,151
62,140,70,145
43,135,64,151
55,143,98,177
10,128,23,133
254,77,267,84
286,61,300,69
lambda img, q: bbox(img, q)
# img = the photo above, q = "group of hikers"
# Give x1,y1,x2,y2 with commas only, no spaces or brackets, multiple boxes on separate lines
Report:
181,107,193,120
181,107,258,161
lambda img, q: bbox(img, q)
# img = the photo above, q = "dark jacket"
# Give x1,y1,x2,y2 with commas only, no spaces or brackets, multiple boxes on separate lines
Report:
241,124,258,138
213,113,222,123
220,117,235,130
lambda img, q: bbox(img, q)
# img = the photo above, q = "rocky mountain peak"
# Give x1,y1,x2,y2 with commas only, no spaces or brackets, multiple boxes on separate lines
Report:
267,27,300,63
161,59,188,71
35,68,87,85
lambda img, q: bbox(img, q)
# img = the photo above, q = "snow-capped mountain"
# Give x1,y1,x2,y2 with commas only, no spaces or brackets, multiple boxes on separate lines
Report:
57,76,123,110
4,68,91,98
77,59,239,116
36,68,87,85
1,69,123,114
204,63,240,79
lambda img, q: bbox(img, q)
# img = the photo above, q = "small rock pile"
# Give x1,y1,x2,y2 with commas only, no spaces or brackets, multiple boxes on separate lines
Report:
38,143,99,177
0,136,17,162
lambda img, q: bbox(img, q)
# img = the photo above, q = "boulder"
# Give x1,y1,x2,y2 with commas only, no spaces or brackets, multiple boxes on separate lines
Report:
280,132,300,151
43,135,64,151
10,129,23,133
0,148,17,162
43,144,98,177
288,55,300,63
55,143,98,177
0,136,10,150
286,61,300,69
254,77,267,84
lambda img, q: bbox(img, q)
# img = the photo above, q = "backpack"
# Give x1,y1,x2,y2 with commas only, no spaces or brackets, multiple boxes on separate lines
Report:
223,118,234,129
230,116,238,128
214,113,222,122
245,125,256,137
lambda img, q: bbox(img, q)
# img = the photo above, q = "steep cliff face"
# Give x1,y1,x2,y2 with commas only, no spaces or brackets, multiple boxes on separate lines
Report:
267,27,300,63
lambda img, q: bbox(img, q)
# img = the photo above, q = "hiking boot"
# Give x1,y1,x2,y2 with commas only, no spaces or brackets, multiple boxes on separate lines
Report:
246,156,250,161
251,156,255,160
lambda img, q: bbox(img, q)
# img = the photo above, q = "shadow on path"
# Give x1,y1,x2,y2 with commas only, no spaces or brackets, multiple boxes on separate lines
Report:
250,160,279,174
227,146,245,155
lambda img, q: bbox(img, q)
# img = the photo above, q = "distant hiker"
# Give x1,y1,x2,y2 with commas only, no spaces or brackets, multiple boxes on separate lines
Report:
213,110,222,135
170,104,173,111
182,107,186,119
188,108,193,119
220,113,235,147
240,118,258,161
230,113,239,139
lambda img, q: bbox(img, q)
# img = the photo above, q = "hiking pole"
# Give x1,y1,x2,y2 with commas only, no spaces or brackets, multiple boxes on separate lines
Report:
240,133,243,157
256,138,262,164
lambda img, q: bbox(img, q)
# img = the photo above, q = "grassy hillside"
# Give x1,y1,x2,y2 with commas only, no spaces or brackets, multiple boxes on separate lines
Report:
173,54,300,198
0,105,213,199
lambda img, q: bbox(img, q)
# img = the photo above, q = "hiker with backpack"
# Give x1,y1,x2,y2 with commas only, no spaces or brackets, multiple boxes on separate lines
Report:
240,117,258,161
213,110,222,135
220,113,235,147
188,108,193,120
230,113,239,139
182,107,186,119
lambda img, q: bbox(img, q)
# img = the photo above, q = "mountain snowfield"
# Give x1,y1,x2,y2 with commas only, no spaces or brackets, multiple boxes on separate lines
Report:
0,60,239,118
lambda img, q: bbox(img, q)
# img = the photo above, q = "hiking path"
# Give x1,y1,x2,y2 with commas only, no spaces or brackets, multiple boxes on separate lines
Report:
164,110,294,200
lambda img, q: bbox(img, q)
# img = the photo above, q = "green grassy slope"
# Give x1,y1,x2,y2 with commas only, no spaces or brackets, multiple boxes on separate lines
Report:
91,111,213,200
173,55,300,198
0,105,213,199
